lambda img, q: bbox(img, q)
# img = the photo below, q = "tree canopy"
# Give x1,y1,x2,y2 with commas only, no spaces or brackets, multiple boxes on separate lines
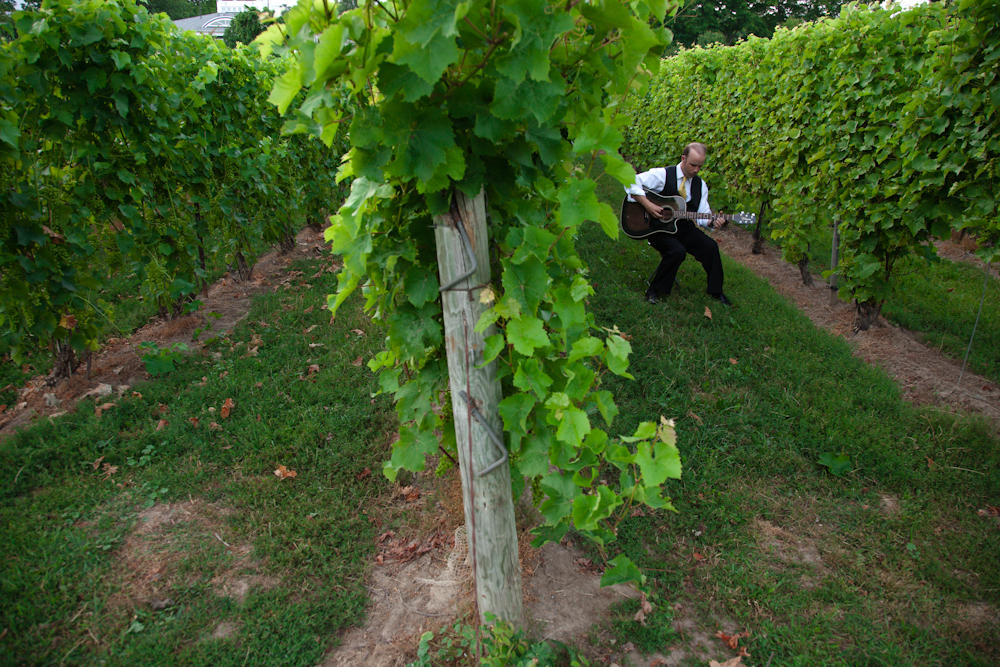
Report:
222,6,264,48
140,0,217,21
668,0,852,46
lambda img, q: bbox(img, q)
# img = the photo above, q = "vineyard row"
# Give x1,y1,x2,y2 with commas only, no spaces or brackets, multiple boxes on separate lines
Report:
0,0,349,376
623,0,998,328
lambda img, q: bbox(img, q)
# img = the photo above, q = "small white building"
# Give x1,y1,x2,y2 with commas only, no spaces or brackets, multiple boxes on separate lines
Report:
172,13,237,39
216,0,293,12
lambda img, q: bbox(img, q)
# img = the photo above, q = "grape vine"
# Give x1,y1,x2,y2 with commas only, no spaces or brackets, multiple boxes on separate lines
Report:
262,0,687,589
0,0,349,373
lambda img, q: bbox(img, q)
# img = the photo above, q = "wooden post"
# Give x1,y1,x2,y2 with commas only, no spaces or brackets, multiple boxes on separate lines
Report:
434,189,525,627
829,217,840,306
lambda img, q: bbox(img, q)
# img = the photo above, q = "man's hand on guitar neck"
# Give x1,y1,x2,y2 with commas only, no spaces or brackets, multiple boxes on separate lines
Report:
707,215,726,230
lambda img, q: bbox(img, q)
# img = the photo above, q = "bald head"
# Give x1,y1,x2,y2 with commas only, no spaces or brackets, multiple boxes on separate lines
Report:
680,143,707,179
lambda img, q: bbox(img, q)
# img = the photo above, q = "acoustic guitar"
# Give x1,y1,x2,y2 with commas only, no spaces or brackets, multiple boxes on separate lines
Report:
620,189,756,239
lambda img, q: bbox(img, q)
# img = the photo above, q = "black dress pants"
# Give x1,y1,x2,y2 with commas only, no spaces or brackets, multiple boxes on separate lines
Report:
647,220,724,296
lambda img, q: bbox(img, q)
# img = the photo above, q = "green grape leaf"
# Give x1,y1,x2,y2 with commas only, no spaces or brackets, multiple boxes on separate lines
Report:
482,333,506,365
572,486,622,532
498,392,536,434
496,0,574,83
590,390,619,427
556,406,591,445
634,438,682,487
600,554,644,588
568,336,603,363
506,316,549,356
392,32,461,85
501,256,549,315
557,178,600,231
402,265,439,307
491,75,566,124
513,357,554,400
269,63,304,115
818,452,851,477
386,303,443,363
518,431,553,477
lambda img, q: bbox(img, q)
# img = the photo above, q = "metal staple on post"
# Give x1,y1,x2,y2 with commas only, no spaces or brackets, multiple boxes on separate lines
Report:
458,390,508,476
438,200,478,292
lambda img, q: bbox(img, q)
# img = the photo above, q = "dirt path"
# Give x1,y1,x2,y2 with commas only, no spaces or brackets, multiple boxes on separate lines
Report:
714,226,1000,429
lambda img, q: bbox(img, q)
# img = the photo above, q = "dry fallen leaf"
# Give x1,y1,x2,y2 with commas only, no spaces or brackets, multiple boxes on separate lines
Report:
633,609,646,625
715,630,750,651
709,658,744,667
188,417,199,427
221,398,234,419
101,463,118,479
132,391,143,399
303,306,314,314
356,467,371,480
704,306,713,320
729,358,738,365
156,419,168,431
209,421,222,431
274,464,297,480
352,356,363,367
304,325,318,334
95,402,117,418
307,364,320,376
254,382,263,389
687,410,703,424
91,456,105,470
351,329,366,337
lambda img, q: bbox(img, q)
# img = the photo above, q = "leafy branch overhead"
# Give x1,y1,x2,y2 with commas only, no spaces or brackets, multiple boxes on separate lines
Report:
263,0,684,586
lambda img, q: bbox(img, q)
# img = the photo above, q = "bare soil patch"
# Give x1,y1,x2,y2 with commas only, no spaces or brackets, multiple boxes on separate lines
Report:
110,498,271,620
714,227,1000,429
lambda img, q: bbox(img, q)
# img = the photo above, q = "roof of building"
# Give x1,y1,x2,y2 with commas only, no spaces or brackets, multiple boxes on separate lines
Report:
172,13,238,37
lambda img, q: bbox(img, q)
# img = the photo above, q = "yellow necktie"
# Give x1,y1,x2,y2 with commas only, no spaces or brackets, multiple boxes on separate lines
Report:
680,176,688,200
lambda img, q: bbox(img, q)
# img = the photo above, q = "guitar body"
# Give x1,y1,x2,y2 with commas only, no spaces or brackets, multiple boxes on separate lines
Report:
620,193,686,239
620,189,757,240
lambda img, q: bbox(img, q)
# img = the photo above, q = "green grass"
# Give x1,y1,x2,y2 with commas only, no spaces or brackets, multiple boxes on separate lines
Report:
2,166,998,667
580,161,1000,666
0,256,396,667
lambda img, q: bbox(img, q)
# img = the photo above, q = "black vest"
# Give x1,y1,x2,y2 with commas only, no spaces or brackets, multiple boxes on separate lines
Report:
659,166,702,213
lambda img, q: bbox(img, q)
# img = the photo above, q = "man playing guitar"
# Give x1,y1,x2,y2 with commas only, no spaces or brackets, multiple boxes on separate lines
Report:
624,142,733,306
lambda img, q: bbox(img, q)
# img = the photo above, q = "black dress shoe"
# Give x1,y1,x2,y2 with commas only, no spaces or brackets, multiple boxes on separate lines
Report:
645,288,660,304
710,293,733,307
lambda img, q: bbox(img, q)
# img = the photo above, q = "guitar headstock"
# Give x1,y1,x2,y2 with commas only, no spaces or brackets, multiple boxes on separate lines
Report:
733,212,756,227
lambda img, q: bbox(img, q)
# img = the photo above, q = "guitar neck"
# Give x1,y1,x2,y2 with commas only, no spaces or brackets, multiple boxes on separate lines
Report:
670,210,736,221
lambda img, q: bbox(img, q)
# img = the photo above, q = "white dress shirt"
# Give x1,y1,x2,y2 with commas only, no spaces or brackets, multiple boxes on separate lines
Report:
625,163,714,228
